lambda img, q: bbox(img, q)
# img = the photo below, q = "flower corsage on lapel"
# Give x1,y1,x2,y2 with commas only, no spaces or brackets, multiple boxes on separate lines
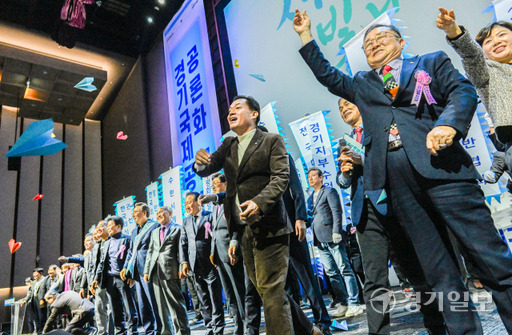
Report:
411,70,437,106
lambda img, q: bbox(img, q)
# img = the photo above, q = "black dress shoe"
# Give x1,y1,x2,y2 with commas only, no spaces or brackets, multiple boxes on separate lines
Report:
316,324,332,335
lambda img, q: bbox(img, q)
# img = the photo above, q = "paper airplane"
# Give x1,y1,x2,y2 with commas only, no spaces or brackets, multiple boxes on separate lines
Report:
32,194,44,201
8,239,22,254
6,119,67,157
249,73,266,82
331,319,348,331
117,131,128,140
74,77,97,92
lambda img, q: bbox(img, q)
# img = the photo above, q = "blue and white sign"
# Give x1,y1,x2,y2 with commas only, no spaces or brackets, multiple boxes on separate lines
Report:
163,0,222,193
114,196,137,236
160,167,185,226
463,109,502,201
289,111,340,194
145,182,161,221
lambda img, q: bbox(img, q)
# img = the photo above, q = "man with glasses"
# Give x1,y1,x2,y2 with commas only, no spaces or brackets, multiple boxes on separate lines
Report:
293,8,512,335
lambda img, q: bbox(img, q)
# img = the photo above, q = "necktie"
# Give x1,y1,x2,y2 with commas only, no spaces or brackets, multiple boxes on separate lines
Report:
160,226,166,245
382,65,398,99
354,127,363,143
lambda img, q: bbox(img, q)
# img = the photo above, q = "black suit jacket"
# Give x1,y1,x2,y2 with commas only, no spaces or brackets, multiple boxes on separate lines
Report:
193,129,290,239
95,234,132,287
300,41,481,193
283,156,307,224
180,211,215,275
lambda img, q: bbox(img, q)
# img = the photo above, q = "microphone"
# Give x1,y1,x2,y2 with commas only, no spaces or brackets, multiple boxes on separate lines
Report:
338,138,352,177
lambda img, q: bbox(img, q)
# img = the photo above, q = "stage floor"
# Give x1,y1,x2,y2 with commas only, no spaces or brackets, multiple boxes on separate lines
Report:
189,286,507,334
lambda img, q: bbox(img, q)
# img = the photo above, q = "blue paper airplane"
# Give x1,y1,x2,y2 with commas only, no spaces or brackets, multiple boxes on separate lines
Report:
6,119,67,157
331,319,348,331
74,77,97,92
249,73,266,82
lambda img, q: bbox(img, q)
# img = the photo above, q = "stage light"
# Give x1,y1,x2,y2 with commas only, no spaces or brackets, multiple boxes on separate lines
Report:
157,0,165,5
147,17,154,23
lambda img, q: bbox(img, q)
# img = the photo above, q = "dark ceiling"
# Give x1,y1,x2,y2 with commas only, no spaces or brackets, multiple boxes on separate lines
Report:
0,0,185,58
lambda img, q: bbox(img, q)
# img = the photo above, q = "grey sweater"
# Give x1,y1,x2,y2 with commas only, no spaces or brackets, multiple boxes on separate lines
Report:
448,26,512,142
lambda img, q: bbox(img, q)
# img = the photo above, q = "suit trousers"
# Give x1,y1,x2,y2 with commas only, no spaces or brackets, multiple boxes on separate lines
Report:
194,268,225,335
357,198,444,335
386,147,512,334
33,301,47,333
152,271,190,335
104,275,138,335
94,287,113,335
241,227,314,335
244,266,262,335
134,275,160,335
181,276,200,316
289,232,331,329
65,310,94,335
214,252,246,335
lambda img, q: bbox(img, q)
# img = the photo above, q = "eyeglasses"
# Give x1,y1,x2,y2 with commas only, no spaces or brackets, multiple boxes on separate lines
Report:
362,33,399,51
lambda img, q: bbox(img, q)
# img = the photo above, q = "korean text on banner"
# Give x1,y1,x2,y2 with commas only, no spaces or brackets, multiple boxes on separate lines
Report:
163,0,222,193
115,196,137,236
160,167,184,226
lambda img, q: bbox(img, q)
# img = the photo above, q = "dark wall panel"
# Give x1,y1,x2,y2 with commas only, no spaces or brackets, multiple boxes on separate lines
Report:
62,124,83,256
102,59,151,214
84,119,103,232
0,108,19,288
144,40,173,179
39,123,63,269
13,119,41,285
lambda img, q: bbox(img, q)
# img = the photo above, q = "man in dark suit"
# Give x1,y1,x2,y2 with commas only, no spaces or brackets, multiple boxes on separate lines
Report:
180,192,224,335
293,10,512,334
89,221,113,335
92,216,138,335
204,173,246,335
43,290,95,335
21,268,47,334
194,95,320,335
144,206,190,335
337,98,445,334
121,203,160,335
285,158,332,334
79,234,95,299
306,167,362,318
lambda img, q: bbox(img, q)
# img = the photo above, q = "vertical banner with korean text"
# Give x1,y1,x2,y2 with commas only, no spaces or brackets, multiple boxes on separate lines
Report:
289,111,340,195
145,182,161,221
462,110,502,201
160,167,185,226
163,0,222,193
114,196,137,236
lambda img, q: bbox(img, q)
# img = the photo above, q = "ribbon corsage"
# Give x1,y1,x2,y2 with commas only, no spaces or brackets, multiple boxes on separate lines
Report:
411,70,437,106
204,222,213,239
116,245,126,259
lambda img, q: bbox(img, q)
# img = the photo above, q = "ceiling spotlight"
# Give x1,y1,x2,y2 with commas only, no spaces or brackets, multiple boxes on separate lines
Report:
157,0,165,5
147,17,154,23
154,6,160,10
